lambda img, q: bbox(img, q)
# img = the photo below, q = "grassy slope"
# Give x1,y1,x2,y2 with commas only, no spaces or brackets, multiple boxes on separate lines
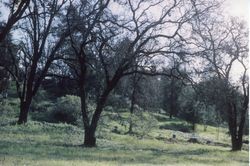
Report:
0,110,249,166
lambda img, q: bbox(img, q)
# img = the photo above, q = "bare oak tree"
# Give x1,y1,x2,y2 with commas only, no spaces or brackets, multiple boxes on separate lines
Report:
191,16,249,150
63,0,111,146
9,0,70,124
68,0,214,147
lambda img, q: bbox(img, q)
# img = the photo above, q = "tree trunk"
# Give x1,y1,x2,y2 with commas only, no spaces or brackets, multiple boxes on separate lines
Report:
228,102,244,151
169,113,173,119
128,85,136,134
77,58,94,147
192,122,196,131
83,70,122,147
169,101,176,119
83,88,110,147
79,82,94,147
233,95,249,151
232,139,243,151
78,64,90,132
17,100,31,124
80,89,90,128
203,124,207,132
191,107,196,131
83,104,103,147
84,127,96,147
169,80,174,119
17,52,39,124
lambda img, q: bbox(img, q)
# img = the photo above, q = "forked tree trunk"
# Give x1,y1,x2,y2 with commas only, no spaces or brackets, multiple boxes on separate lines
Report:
83,108,101,147
83,89,111,147
83,73,121,147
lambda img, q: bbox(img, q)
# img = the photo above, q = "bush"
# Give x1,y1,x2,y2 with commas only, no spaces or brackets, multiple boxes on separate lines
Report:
32,101,53,113
50,95,81,125
0,102,14,116
129,111,158,137
159,122,192,133
153,113,169,122
30,90,51,112
0,98,19,117
105,106,114,112
106,94,130,109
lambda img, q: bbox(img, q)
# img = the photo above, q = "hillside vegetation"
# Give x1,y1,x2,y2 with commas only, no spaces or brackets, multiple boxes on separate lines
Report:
0,104,248,166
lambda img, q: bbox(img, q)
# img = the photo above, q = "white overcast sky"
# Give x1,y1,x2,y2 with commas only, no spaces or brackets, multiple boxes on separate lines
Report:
225,0,249,20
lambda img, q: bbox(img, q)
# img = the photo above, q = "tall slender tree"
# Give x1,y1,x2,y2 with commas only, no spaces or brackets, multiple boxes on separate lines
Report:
11,0,70,124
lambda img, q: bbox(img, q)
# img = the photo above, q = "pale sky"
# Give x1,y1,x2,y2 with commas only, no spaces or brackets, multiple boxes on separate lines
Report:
225,0,249,21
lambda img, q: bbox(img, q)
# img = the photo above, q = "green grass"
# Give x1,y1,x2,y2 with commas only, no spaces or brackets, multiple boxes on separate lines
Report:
0,107,248,165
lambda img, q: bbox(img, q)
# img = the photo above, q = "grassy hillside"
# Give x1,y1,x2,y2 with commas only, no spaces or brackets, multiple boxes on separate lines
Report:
0,107,249,166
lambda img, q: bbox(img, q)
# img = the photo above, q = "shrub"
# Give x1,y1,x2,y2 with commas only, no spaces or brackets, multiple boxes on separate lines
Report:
0,102,14,116
159,122,192,133
153,114,169,122
32,101,53,112
105,106,114,112
50,95,81,125
30,89,50,112
129,111,158,137
106,94,130,109
0,98,19,117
